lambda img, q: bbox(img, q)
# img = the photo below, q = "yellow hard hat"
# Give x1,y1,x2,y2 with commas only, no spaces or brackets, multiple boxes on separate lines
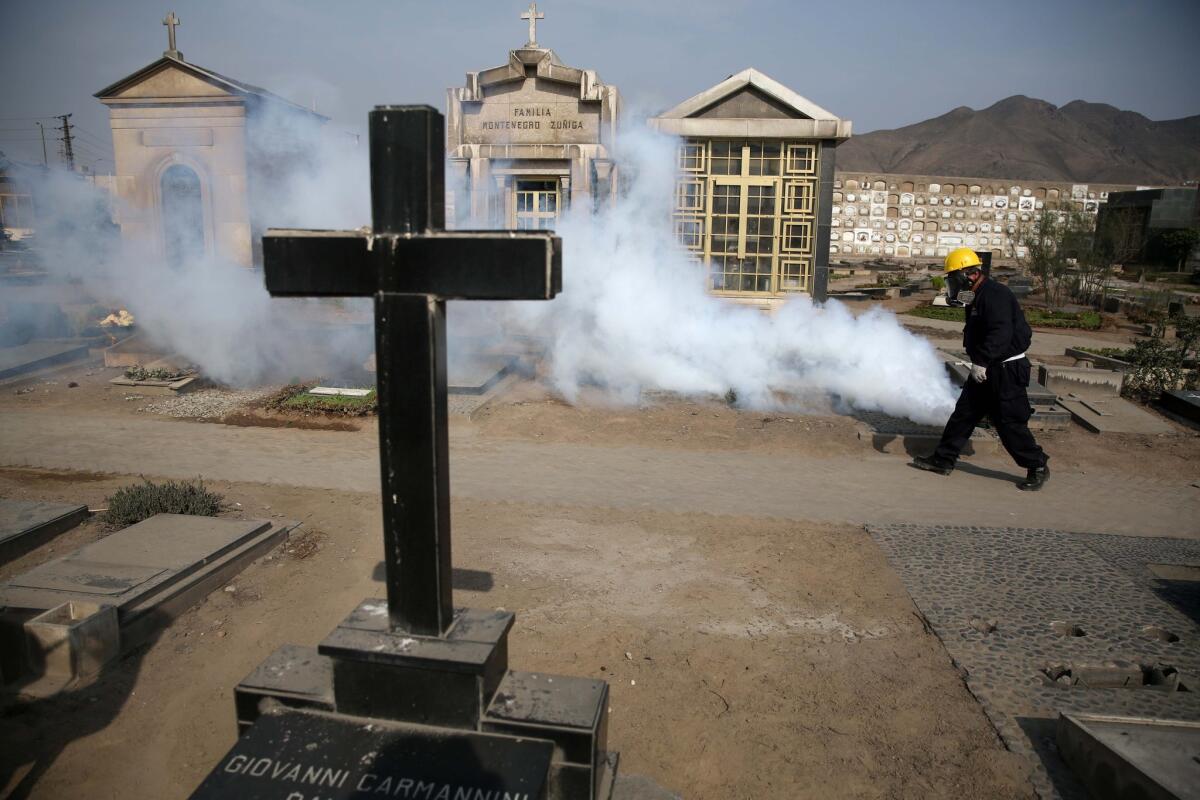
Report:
944,247,982,273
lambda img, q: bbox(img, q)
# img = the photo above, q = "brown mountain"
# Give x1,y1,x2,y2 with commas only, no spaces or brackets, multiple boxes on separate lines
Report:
837,96,1200,184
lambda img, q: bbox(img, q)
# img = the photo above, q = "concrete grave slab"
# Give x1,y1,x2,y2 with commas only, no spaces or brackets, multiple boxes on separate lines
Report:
1158,390,1200,426
365,351,519,396
1058,395,1175,434
1065,347,1131,371
309,386,372,397
0,499,89,564
1,514,291,683
1057,713,1200,800
0,340,90,381
108,374,199,395
448,353,519,396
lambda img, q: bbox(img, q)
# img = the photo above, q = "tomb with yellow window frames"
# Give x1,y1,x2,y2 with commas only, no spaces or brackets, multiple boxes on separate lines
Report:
651,69,851,302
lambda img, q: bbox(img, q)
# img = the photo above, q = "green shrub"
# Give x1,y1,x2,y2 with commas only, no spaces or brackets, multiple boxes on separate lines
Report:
1122,339,1184,401
282,391,377,415
102,478,224,528
1024,309,1102,330
907,304,1101,329
930,276,945,291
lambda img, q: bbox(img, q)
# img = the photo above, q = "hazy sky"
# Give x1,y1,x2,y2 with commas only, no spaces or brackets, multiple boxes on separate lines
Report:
2,0,1198,172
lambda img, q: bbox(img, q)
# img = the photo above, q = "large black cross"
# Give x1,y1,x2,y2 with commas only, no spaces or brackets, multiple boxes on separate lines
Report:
263,106,561,637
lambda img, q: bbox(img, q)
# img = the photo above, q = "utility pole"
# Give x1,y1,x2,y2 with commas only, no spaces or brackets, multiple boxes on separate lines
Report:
36,122,48,166
57,113,75,170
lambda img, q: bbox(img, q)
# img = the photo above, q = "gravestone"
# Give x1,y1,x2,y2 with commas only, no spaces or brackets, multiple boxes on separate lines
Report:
1158,389,1200,426
0,498,88,564
192,106,616,800
0,340,90,381
1,513,288,688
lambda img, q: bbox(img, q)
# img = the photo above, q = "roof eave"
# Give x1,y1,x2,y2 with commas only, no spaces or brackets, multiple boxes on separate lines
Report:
654,67,845,125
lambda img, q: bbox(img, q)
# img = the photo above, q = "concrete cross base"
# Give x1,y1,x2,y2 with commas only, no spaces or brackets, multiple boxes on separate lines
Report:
229,599,617,800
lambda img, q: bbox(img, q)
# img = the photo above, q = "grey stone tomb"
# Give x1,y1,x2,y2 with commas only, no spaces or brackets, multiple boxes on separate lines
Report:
0,513,288,688
190,106,616,800
0,498,88,564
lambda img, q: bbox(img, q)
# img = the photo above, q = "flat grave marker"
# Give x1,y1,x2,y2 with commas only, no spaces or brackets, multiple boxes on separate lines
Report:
191,708,553,800
0,498,89,564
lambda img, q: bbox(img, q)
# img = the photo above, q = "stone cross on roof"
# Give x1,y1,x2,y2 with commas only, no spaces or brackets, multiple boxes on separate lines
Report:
162,11,182,59
520,1,544,48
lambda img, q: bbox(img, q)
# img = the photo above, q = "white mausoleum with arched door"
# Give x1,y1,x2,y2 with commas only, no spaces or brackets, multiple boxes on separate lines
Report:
95,21,326,269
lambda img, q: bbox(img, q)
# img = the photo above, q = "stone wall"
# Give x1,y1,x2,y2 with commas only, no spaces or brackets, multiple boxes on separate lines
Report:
830,171,1147,263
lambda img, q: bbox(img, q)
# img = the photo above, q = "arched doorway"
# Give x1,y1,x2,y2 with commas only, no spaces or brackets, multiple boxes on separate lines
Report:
160,164,205,268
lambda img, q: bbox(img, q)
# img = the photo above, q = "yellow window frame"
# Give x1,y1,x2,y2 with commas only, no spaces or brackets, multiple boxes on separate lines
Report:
782,220,812,254
785,144,817,175
784,180,815,214
677,142,705,172
780,259,813,292
674,178,705,212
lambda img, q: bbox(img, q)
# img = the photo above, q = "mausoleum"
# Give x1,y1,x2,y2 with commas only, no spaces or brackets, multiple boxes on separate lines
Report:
94,13,326,268
445,3,620,229
651,68,851,301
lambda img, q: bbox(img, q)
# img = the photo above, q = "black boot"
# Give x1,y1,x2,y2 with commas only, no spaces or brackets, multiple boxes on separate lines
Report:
912,455,954,475
1018,465,1050,491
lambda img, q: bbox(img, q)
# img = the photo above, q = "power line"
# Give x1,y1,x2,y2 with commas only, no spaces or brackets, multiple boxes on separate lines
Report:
72,129,114,154
71,130,112,152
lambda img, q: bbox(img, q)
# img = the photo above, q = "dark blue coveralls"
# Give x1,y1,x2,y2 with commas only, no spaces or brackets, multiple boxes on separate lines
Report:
932,278,1049,469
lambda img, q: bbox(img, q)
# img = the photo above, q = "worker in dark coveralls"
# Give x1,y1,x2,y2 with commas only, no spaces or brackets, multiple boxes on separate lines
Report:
913,247,1050,491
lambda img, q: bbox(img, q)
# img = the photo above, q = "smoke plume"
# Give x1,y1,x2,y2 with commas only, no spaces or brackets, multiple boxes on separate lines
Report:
15,113,956,423
493,127,958,424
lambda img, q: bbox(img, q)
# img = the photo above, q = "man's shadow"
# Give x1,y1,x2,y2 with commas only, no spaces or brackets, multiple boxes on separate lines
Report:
0,610,170,799
906,456,1022,486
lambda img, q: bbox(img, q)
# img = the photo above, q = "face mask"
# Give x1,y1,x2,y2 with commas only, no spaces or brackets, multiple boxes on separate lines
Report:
946,270,977,306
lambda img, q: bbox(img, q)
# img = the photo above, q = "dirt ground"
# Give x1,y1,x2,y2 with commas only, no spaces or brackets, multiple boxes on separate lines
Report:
0,466,1032,800
2,340,1197,798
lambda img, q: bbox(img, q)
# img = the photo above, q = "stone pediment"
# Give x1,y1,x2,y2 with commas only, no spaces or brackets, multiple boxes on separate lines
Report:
458,48,611,104
95,56,327,120
695,85,807,120
106,61,234,99
447,45,620,154
650,68,851,141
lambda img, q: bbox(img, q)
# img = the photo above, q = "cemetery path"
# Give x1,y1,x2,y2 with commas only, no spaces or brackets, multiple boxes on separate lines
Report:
2,410,1196,538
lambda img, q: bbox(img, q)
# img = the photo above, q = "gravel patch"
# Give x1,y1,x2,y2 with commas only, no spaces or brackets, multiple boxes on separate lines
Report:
141,386,280,419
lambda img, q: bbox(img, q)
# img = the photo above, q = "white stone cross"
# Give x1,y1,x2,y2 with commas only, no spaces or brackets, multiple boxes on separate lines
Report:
163,12,181,55
521,1,544,47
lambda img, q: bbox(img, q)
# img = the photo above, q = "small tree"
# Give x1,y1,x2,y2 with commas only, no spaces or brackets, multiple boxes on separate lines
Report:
1019,209,1093,309
1123,314,1200,401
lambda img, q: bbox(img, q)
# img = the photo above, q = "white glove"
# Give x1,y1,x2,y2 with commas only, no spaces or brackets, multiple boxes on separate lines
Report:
970,364,988,383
